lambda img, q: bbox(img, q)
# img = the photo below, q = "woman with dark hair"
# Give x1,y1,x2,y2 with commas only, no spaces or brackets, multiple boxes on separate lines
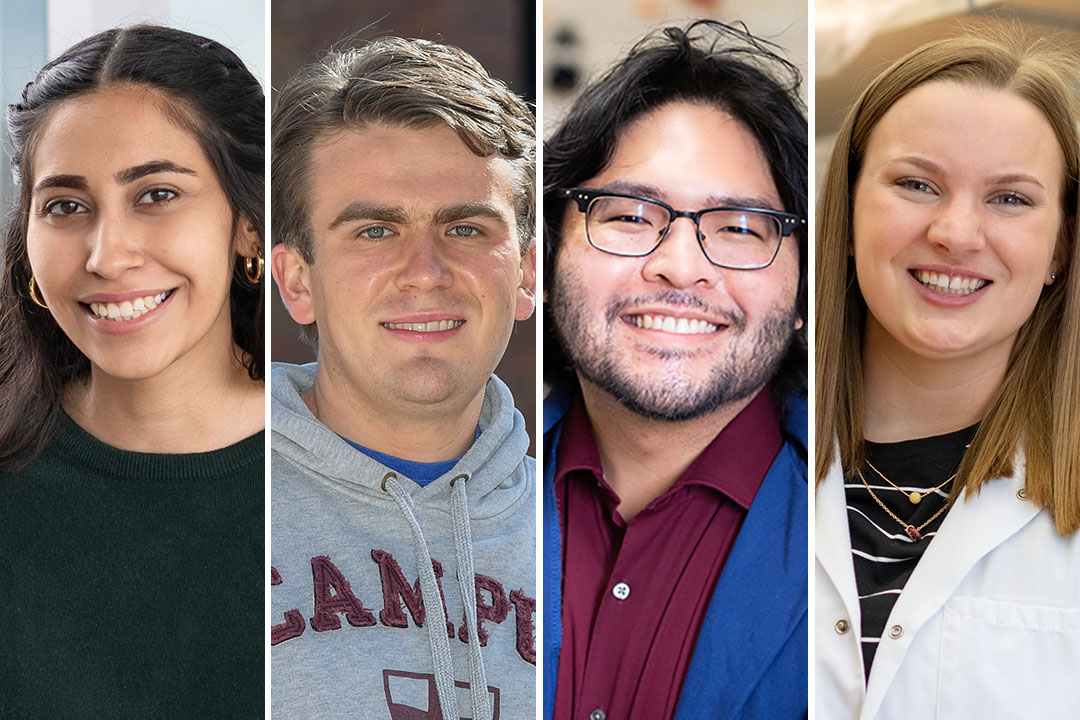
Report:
815,26,1080,718
0,25,264,716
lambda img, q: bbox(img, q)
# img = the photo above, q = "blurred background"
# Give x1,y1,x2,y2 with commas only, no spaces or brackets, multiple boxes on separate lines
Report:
816,0,1080,194
270,0,537,451
542,0,808,135
0,0,264,213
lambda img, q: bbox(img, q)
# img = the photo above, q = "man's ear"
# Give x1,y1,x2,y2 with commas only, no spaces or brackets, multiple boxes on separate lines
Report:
272,243,316,325
515,245,537,321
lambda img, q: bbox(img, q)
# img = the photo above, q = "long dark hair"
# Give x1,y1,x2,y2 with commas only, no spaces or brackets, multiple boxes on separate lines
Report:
543,20,807,426
0,25,264,468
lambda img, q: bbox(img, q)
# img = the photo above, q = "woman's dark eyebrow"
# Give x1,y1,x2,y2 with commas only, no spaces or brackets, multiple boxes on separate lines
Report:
33,174,88,194
115,160,197,185
32,161,198,196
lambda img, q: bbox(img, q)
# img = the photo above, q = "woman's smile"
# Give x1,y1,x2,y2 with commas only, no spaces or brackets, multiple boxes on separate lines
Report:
26,86,254,382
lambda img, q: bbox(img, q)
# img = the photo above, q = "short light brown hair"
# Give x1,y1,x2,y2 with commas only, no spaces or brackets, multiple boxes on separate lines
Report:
816,24,1080,535
271,35,535,264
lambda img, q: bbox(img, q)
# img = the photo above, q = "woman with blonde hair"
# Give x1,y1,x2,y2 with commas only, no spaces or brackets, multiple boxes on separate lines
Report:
815,26,1080,718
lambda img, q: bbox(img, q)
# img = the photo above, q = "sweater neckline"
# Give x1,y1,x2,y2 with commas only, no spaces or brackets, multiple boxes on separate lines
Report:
54,412,264,482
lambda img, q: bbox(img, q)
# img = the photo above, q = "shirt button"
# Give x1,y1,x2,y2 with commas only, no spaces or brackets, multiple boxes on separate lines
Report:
612,582,630,600
889,624,903,639
835,619,850,634
590,710,607,720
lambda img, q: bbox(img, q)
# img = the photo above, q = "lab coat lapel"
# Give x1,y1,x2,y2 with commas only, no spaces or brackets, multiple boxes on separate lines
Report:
816,451,863,641
861,464,1040,719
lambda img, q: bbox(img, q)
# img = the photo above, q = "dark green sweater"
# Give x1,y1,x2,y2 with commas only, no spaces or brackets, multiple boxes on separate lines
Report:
0,416,264,718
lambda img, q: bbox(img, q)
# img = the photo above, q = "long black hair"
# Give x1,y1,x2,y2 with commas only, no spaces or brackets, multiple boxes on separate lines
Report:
0,24,264,467
544,20,807,427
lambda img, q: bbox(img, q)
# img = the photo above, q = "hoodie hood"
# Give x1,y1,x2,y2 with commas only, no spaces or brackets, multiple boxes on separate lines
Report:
271,362,531,518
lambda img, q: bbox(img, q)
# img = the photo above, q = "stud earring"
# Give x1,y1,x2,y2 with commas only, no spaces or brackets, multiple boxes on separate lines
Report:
28,276,48,309
244,243,264,284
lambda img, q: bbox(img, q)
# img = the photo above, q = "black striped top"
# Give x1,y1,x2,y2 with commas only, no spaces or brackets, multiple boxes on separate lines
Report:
845,425,976,679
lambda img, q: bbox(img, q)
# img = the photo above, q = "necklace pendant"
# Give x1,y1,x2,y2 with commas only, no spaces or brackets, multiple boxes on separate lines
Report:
905,525,923,542
909,491,922,504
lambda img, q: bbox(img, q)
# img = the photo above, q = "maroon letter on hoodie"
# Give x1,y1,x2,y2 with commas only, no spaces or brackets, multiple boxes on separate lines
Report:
509,589,536,663
309,555,376,631
270,566,307,645
458,574,510,646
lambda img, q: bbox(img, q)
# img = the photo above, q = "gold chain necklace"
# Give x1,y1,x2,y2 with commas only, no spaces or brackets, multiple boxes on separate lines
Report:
856,467,951,542
865,458,955,505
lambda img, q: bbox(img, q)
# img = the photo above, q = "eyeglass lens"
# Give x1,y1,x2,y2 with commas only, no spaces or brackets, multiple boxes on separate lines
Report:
586,195,781,268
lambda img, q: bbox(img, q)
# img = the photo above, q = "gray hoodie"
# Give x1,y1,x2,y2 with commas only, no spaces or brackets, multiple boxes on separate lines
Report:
270,363,536,720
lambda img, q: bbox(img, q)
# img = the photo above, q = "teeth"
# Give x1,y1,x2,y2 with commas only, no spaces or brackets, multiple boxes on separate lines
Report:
628,314,719,334
383,319,464,332
89,291,170,321
914,270,988,296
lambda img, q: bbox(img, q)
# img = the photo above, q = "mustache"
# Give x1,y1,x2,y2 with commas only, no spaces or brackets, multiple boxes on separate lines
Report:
604,289,746,331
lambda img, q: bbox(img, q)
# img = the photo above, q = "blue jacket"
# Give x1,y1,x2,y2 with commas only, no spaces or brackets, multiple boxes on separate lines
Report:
543,389,808,719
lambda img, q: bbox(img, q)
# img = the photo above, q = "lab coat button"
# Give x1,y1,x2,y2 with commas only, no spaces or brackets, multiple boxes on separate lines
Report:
590,709,607,720
612,582,630,600
889,624,903,639
835,619,850,634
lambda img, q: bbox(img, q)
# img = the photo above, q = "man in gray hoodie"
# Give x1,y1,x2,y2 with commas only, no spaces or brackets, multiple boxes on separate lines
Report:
269,37,537,720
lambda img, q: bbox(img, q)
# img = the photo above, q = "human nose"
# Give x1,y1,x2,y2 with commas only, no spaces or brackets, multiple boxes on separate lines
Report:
394,234,453,291
84,213,144,279
641,216,719,288
925,196,986,255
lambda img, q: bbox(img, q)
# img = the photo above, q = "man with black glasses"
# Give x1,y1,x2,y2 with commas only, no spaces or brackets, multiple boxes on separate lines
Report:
543,21,808,720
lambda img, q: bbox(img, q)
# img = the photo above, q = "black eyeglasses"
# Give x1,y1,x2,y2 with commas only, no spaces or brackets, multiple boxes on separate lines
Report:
558,188,804,270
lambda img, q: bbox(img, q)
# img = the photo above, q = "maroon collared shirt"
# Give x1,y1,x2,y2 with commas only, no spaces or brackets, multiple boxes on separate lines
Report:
553,387,782,720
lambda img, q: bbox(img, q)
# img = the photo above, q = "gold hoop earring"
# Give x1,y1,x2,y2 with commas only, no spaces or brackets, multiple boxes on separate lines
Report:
28,276,48,309
244,243,264,284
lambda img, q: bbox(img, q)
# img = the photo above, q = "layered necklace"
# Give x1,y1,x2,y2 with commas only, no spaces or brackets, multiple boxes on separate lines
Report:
867,459,954,505
855,463,956,542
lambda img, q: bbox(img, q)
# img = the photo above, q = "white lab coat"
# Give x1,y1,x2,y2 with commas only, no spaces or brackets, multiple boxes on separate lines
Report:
816,452,1080,719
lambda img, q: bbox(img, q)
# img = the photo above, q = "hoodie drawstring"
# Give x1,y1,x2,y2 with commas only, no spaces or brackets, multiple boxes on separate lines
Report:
382,472,491,720
451,474,490,720
381,473,459,720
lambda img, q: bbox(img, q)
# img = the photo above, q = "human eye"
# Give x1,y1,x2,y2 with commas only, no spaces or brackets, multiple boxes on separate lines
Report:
135,187,178,205
717,224,761,238
358,225,394,240
40,198,89,218
600,209,652,225
448,224,480,238
895,177,936,195
703,210,773,244
593,200,656,228
989,191,1032,208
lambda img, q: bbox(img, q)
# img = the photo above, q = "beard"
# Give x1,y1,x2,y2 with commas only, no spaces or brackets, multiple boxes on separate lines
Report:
549,266,796,422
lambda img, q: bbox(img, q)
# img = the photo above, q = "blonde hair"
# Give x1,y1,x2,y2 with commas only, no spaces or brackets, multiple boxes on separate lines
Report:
816,25,1080,535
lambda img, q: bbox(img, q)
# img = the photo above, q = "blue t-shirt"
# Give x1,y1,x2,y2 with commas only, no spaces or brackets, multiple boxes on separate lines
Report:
340,428,480,487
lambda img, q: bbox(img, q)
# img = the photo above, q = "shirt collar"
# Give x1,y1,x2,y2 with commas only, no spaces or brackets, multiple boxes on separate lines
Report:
553,385,782,511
